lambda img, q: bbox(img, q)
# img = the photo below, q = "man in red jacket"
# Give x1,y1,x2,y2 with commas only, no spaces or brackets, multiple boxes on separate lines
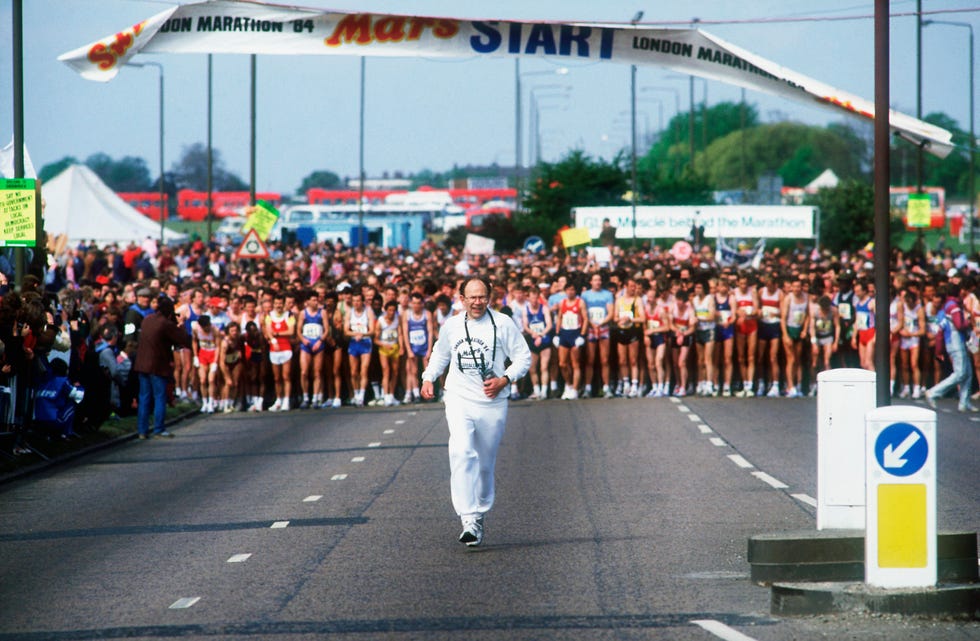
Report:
133,296,191,439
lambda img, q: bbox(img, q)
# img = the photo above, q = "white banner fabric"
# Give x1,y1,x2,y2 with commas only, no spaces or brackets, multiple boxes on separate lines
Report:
573,205,816,240
57,0,952,158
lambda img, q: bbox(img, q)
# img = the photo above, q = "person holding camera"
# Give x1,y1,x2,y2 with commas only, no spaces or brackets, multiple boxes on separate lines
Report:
133,296,191,439
420,277,531,548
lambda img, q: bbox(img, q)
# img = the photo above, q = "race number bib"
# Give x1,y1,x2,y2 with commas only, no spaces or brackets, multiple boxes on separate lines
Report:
381,327,398,342
561,311,580,330
588,307,606,324
302,323,323,339
838,303,852,321
761,305,779,321
529,321,545,334
409,329,426,345
855,311,870,331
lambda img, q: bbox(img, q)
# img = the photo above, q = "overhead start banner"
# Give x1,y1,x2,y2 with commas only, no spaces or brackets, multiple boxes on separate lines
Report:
58,0,953,158
573,205,817,240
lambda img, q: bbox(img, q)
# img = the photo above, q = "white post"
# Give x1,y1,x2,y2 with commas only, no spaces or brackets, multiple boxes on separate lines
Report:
816,368,876,530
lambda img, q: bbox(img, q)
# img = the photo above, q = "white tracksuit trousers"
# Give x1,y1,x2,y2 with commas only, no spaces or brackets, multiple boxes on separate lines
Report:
444,393,508,518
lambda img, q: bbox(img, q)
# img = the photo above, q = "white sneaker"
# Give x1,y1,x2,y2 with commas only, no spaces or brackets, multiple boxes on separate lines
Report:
269,398,282,412
458,516,484,547
722,385,732,397
899,386,911,399
251,398,263,412
767,384,780,398
332,397,342,408
912,386,923,400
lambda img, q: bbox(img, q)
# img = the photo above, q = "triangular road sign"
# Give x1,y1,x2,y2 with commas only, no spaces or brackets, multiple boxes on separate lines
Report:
236,228,269,259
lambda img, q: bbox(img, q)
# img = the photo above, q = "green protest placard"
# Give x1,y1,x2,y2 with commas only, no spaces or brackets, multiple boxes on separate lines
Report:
906,192,932,229
0,178,38,247
242,200,280,241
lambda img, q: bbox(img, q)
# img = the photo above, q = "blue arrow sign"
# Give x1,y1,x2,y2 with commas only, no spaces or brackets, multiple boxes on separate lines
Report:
524,236,545,253
874,422,928,477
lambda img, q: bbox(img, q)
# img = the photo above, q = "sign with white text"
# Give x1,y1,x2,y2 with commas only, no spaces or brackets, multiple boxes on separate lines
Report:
573,205,816,240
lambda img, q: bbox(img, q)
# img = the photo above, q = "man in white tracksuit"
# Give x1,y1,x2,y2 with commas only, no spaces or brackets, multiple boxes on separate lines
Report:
421,277,531,547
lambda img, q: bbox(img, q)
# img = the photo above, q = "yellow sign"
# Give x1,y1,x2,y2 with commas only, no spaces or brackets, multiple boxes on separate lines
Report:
906,192,931,229
560,226,592,248
242,200,280,241
0,178,38,247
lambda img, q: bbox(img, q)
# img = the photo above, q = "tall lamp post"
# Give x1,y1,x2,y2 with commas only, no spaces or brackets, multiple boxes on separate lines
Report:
126,61,165,244
924,19,975,254
528,85,570,165
515,65,569,205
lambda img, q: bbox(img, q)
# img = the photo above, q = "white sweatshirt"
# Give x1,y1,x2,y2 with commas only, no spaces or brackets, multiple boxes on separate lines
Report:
422,309,531,404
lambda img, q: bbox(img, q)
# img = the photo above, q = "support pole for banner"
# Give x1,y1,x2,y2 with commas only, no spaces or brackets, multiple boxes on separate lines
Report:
358,56,365,249
630,63,638,248
688,75,696,172
12,0,25,288
514,58,521,207
250,54,256,207
874,0,892,407
206,54,214,244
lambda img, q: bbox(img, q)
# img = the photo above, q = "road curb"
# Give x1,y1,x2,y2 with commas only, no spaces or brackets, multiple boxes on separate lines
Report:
770,581,980,619
0,407,201,486
748,530,978,585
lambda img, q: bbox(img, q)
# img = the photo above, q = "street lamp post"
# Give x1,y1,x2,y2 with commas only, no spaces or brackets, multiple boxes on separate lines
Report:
527,85,571,165
126,61,165,244
515,66,569,203
924,19,975,254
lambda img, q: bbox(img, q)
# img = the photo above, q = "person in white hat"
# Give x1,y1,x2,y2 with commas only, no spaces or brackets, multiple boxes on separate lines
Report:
420,276,531,547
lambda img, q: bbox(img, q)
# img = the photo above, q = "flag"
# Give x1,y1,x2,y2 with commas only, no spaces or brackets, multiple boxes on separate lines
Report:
560,226,592,248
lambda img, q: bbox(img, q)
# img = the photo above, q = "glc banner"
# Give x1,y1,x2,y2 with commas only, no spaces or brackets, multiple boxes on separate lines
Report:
573,205,817,240
58,0,953,158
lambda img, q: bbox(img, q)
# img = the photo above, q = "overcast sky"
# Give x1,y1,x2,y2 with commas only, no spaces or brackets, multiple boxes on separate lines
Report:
0,0,974,194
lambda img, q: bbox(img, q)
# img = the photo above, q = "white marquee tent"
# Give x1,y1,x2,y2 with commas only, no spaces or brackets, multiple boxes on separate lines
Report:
42,164,187,246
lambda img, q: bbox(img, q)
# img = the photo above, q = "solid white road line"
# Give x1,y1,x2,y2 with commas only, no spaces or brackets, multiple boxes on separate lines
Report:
270,521,290,529
727,454,754,469
697,423,713,434
752,471,788,488
709,437,726,447
331,474,348,481
227,554,252,563
351,456,365,463
302,495,322,502
169,597,201,609
791,493,817,507
368,442,381,448
691,619,759,641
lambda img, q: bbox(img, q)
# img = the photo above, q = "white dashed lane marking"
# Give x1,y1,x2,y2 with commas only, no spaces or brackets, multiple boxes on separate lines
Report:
697,424,713,434
687,413,702,422
792,493,817,507
709,437,726,447
691,618,759,641
384,429,396,434
227,554,251,563
394,420,405,425
752,471,788,489
169,597,201,609
677,405,690,413
351,456,365,463
270,521,289,529
302,495,322,502
368,442,381,448
727,454,754,469
331,474,347,481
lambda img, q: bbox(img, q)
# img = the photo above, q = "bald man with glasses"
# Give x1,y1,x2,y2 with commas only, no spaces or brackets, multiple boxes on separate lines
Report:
421,276,531,547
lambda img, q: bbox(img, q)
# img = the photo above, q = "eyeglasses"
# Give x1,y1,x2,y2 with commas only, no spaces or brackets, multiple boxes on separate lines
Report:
467,295,489,302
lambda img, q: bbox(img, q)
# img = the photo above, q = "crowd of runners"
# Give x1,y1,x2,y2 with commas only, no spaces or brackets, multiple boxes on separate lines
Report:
2,230,975,454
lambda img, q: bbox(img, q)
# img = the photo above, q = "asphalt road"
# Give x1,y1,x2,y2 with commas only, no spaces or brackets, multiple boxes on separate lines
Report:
0,393,977,641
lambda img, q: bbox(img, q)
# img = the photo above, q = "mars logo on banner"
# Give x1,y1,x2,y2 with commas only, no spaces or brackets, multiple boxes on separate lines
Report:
236,228,269,260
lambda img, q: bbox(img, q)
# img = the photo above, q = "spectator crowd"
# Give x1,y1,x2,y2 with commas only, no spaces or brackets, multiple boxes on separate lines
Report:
2,229,977,455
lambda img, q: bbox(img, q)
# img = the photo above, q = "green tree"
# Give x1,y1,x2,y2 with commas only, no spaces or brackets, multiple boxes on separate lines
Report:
171,143,247,191
297,170,341,195
519,150,628,241
38,156,78,182
85,152,153,191
808,180,902,252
